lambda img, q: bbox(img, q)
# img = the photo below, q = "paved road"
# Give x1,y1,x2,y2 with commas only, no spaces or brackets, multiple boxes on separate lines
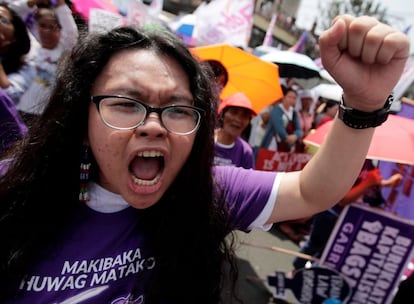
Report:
222,225,301,303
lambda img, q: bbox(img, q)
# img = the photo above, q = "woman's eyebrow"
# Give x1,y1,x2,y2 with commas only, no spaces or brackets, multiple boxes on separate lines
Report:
169,95,194,104
99,85,194,104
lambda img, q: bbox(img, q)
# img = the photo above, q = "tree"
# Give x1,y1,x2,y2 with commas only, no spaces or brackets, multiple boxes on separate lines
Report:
317,0,389,31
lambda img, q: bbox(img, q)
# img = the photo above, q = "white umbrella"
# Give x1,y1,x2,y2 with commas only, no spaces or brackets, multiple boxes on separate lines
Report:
258,48,321,79
311,83,402,113
311,83,342,102
319,69,336,84
252,45,281,57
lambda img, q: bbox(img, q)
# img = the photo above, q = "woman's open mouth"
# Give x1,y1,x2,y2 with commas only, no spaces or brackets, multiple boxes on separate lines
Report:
129,150,164,186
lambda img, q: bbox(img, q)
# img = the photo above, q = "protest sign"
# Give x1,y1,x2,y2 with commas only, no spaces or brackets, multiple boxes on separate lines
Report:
255,148,311,172
268,266,352,304
88,9,124,33
320,204,414,304
378,161,414,220
192,0,254,48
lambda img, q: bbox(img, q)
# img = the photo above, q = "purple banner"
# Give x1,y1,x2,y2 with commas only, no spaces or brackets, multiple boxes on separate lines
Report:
378,161,414,221
378,99,414,220
320,204,414,304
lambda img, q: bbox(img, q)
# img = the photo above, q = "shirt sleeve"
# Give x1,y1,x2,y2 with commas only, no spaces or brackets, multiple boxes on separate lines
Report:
238,137,255,169
4,62,35,104
293,110,303,139
0,158,13,177
247,171,284,231
55,4,79,50
6,0,34,18
213,166,282,232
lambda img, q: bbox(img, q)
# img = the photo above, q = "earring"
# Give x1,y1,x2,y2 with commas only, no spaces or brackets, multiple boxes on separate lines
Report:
79,145,91,202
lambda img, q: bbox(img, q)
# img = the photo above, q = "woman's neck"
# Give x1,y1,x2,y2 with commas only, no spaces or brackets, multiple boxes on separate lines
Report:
215,128,236,145
281,103,291,111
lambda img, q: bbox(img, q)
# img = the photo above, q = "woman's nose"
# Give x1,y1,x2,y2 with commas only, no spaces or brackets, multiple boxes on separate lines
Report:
135,113,167,137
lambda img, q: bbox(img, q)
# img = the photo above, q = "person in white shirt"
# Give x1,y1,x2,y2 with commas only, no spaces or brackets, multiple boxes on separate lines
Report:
8,0,78,123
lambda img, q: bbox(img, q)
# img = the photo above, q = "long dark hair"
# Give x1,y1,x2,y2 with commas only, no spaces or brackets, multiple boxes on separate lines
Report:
0,25,239,303
0,3,31,74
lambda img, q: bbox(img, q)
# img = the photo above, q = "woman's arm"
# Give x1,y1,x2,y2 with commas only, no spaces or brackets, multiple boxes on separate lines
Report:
338,168,383,207
260,106,283,148
293,110,303,139
268,15,410,223
2,62,35,104
55,0,79,50
272,106,288,140
0,64,10,88
8,0,49,19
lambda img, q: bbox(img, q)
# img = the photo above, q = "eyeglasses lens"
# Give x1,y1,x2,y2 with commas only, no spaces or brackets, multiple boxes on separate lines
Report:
94,96,201,135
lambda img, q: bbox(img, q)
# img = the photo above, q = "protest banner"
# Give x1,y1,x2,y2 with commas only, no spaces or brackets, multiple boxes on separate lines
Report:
255,148,311,172
125,0,148,27
320,204,414,304
378,161,414,220
192,0,254,48
88,9,124,33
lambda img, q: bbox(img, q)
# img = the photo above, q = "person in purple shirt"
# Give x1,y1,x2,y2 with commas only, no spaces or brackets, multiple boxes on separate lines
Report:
0,88,27,155
0,15,409,303
214,92,256,169
0,3,32,103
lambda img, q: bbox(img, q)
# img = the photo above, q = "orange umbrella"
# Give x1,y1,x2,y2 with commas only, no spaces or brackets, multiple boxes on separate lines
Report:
304,114,414,165
190,44,283,114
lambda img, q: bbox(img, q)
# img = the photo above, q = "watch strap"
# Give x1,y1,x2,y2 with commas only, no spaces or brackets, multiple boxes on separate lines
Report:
338,94,393,129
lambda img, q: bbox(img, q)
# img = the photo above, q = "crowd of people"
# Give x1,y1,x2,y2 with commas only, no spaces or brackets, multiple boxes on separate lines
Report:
0,0,78,153
216,82,341,173
0,4,411,303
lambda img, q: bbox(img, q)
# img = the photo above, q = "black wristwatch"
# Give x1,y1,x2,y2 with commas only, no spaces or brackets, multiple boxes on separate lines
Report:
337,94,393,129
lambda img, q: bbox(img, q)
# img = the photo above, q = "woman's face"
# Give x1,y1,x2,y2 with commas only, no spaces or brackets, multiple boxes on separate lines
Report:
0,7,15,54
301,97,313,111
36,14,61,50
88,49,196,209
221,107,251,140
283,91,297,108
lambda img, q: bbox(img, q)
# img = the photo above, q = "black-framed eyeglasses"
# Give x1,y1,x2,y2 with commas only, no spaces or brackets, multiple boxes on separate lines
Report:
91,95,204,135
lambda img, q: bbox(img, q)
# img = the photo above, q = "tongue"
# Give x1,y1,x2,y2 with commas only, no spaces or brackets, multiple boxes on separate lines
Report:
130,157,160,180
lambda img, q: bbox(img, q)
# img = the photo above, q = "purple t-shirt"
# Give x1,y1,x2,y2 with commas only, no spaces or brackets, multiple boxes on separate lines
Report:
0,89,27,154
214,137,255,169
5,166,279,303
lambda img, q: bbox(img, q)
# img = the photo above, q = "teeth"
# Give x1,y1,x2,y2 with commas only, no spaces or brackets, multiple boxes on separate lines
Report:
131,173,161,186
138,150,163,157
131,150,163,186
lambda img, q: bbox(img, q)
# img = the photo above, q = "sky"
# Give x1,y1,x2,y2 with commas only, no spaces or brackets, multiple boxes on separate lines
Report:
295,0,414,54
